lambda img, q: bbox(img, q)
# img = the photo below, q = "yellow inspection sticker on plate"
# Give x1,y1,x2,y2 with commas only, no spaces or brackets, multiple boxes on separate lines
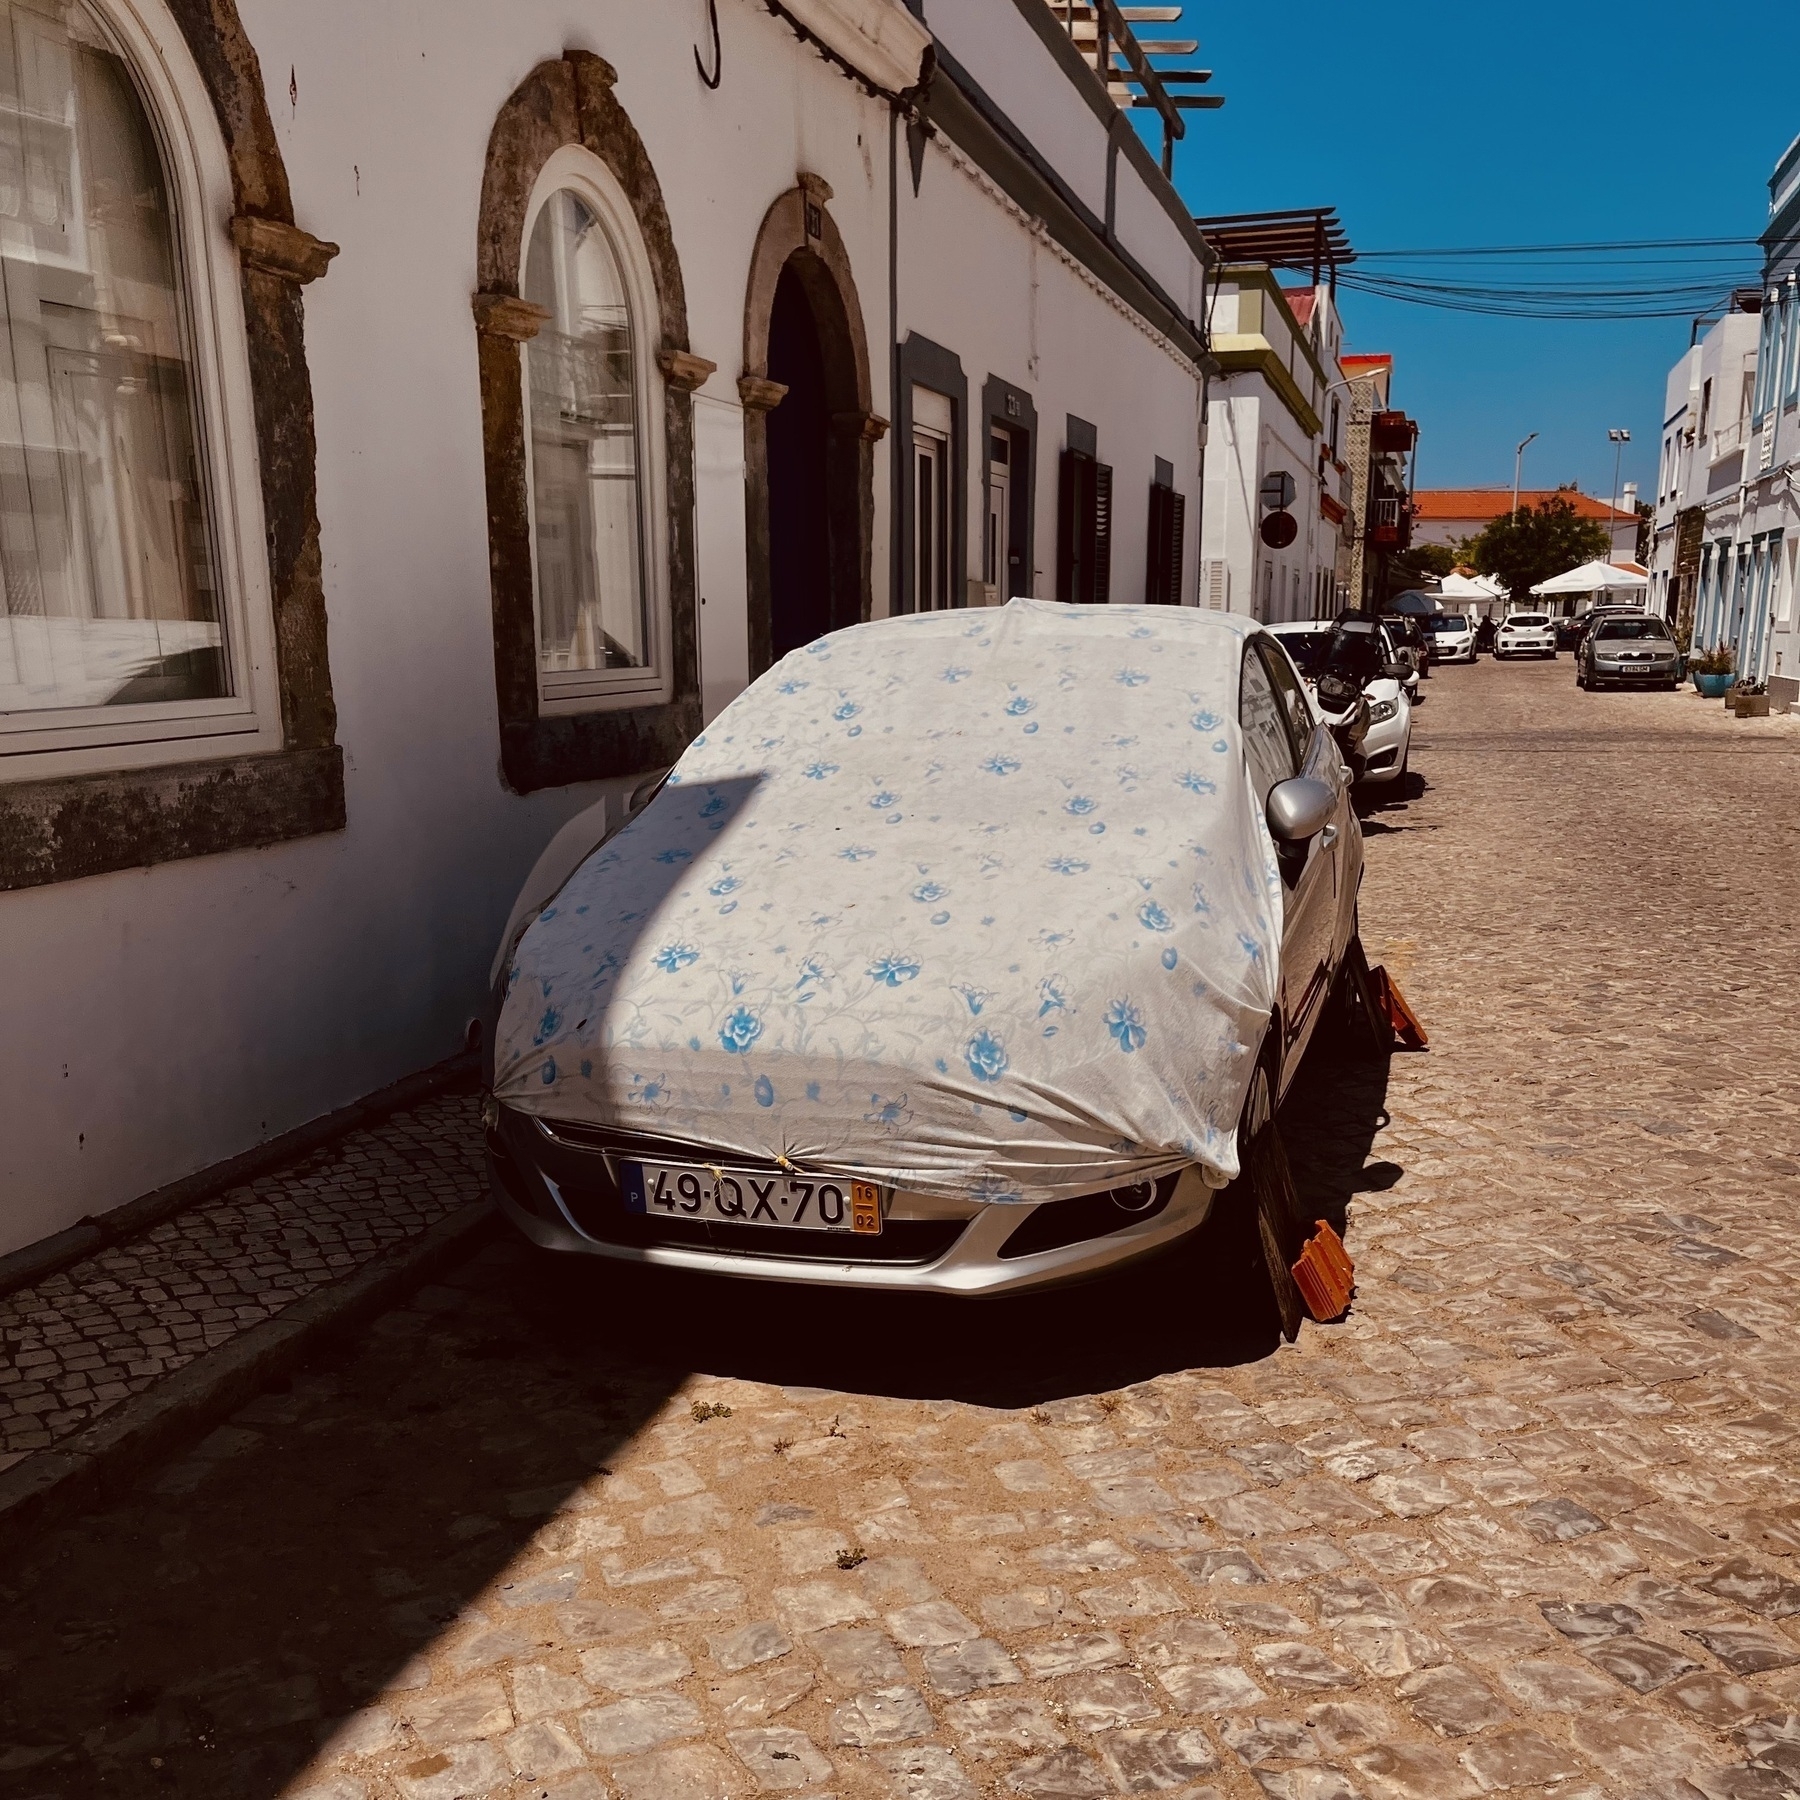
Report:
851,1181,883,1235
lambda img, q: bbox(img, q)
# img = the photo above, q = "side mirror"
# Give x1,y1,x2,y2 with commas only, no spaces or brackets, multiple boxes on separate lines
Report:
1385,661,1410,681
1266,776,1336,844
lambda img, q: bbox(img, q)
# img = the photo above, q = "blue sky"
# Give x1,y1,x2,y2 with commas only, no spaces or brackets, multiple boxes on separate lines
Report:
1161,1,1800,501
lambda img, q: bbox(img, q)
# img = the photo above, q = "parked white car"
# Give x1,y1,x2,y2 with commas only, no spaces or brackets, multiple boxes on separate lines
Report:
1268,619,1413,789
1495,612,1557,659
1421,612,1477,664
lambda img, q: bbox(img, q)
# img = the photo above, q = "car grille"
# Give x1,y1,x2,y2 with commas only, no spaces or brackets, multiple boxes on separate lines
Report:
996,1175,1176,1260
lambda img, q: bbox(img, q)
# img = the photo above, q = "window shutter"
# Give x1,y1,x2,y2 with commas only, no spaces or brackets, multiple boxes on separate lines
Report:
1144,484,1168,604
1056,449,1078,603
1092,461,1113,603
1143,483,1185,604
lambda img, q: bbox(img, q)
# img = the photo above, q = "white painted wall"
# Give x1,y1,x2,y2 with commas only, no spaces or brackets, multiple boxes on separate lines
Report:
0,0,1215,1255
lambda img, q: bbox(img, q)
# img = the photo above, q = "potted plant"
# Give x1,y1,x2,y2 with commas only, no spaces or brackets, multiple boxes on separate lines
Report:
1731,678,1770,719
1689,644,1736,698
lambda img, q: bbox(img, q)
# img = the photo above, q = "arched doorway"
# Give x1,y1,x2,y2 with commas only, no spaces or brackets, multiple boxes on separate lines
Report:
766,261,832,660
740,176,882,676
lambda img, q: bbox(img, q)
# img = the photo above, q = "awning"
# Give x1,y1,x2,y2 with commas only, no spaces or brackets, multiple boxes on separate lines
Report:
1529,560,1650,597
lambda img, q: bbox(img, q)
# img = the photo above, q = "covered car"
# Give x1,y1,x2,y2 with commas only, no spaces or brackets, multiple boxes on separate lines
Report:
487,600,1362,1295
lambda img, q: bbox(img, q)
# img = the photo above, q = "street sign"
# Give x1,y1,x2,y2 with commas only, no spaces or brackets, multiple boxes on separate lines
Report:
1259,470,1295,511
1260,510,1298,549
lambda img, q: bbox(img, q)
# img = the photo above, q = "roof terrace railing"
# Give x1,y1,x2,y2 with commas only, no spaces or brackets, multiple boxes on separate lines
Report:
1049,0,1221,176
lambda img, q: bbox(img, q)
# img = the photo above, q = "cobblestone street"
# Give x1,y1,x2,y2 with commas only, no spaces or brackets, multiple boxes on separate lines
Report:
5,658,1800,1800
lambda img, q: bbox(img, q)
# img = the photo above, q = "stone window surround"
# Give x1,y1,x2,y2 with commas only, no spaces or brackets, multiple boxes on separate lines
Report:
473,51,711,796
0,0,342,893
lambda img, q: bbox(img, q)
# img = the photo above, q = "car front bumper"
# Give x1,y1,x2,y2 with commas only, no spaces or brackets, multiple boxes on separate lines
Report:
487,1107,1220,1296
1590,660,1676,684
1357,706,1410,782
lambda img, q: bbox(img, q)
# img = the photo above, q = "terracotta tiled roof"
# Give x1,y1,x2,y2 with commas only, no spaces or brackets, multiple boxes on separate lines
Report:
1413,487,1636,524
1282,287,1317,326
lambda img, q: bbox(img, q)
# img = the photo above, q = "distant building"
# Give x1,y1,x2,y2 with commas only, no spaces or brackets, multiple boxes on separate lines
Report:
1195,261,1350,621
1413,488,1639,562
1647,294,1763,642
1340,355,1418,611
1649,129,1800,703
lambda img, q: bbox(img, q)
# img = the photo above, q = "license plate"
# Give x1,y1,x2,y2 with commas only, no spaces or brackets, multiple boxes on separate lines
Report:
621,1160,883,1233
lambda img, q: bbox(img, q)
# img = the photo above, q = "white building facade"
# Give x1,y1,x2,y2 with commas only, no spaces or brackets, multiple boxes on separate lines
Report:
1198,268,1349,622
0,0,1225,1257
1651,133,1800,701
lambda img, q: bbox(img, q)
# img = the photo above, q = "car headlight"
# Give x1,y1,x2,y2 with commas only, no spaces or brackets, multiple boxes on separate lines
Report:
1367,698,1399,723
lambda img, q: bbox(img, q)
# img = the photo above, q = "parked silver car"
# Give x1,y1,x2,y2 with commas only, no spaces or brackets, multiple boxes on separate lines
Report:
485,605,1365,1299
1577,615,1680,690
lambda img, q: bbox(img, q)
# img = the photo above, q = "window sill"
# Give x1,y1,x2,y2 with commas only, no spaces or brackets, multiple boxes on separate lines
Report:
0,744,345,892
502,699,702,796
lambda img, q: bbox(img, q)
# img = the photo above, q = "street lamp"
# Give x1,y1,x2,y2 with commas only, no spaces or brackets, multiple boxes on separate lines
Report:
1512,432,1538,515
1608,427,1631,559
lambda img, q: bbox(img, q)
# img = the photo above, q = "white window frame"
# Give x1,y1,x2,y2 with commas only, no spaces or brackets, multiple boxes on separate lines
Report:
521,144,671,716
0,0,280,784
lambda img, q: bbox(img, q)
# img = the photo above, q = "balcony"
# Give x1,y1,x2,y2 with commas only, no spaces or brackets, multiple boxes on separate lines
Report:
1369,410,1418,453
1369,495,1411,550
1707,417,1744,463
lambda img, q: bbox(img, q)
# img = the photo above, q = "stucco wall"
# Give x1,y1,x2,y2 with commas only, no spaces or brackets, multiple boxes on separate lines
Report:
0,0,1213,1255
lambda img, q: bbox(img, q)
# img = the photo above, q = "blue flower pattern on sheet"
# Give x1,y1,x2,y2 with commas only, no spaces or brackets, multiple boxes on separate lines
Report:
868,954,921,987
1105,999,1147,1053
965,1030,1008,1082
494,599,1284,1204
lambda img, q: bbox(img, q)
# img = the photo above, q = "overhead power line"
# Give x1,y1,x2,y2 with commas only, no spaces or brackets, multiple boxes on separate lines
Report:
1264,235,1765,321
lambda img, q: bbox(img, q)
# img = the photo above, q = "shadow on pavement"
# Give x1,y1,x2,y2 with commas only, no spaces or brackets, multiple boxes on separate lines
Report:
0,1250,686,1800
0,1038,1393,1800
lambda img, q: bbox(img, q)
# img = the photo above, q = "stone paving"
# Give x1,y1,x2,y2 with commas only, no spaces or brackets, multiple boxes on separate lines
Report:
5,659,1800,1800
0,1091,483,1472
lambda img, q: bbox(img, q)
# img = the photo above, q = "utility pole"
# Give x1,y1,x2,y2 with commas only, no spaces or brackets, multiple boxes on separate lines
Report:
1512,432,1538,515
1608,427,1631,560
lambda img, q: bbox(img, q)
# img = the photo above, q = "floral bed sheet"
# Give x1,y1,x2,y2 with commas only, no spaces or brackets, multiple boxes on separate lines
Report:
493,599,1282,1202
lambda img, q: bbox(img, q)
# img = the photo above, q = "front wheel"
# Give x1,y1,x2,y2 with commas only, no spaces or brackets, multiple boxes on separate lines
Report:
1224,1059,1308,1343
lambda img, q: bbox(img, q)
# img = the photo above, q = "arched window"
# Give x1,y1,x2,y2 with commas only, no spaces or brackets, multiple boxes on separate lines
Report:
0,0,280,777
521,149,668,710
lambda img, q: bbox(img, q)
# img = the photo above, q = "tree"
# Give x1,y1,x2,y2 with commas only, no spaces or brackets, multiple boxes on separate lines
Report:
1469,496,1611,602
1395,543,1459,581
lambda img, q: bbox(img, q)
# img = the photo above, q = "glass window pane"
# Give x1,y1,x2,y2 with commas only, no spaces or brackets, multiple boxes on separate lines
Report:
1239,646,1295,805
1258,640,1313,755
0,0,224,717
524,187,648,678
